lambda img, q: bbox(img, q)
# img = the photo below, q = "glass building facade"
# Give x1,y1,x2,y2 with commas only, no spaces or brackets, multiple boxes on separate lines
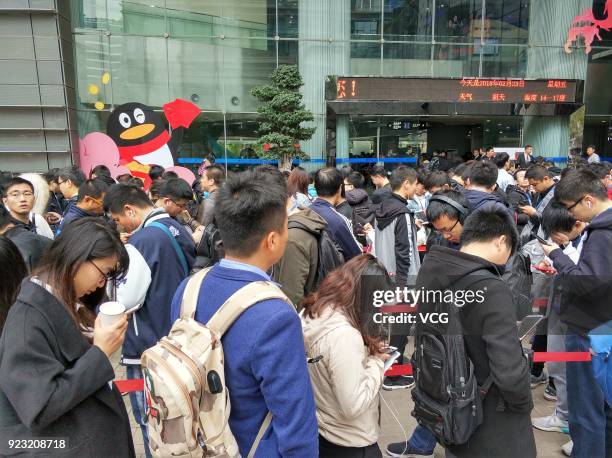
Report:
1,0,612,171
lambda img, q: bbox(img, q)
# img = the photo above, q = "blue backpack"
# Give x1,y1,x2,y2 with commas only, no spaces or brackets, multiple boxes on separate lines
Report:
589,321,612,404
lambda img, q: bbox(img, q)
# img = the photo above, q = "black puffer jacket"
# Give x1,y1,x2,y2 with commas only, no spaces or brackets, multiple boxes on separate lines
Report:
346,189,374,244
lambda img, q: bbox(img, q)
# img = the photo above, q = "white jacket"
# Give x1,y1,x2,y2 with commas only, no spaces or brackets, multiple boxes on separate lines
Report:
301,308,385,447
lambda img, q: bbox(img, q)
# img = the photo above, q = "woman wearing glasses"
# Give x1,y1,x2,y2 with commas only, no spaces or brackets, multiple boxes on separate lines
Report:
0,218,135,457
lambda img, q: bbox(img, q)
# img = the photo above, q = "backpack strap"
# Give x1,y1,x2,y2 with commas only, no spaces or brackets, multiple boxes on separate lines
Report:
247,411,272,458
148,221,189,276
206,281,292,337
179,267,213,319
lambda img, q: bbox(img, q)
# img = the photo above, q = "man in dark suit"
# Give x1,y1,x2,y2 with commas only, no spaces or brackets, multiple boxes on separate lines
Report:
517,145,535,169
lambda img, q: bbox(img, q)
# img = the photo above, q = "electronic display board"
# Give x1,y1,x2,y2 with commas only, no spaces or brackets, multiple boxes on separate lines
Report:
332,77,580,104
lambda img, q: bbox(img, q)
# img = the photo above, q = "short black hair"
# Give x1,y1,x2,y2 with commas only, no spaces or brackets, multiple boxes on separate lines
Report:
0,205,13,230
389,166,417,191
587,162,610,180
314,168,343,197
427,190,472,225
587,144,596,150
77,179,109,203
525,165,552,181
486,146,495,153
555,168,608,202
216,169,287,257
58,166,86,188
91,165,111,178
128,177,144,189
370,166,389,178
460,208,518,255
203,165,226,186
494,152,510,169
149,179,166,201
451,162,468,178
116,174,132,183
541,201,577,238
95,174,116,186
103,184,154,214
340,165,353,180
162,171,179,180
2,177,34,197
424,171,451,191
158,178,193,201
525,144,533,149
43,168,59,184
346,171,366,189
468,161,498,188
149,165,165,181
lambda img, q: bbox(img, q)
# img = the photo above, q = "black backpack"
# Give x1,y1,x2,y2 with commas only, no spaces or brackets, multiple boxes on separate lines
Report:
192,224,224,274
502,252,532,321
411,269,496,447
288,220,345,290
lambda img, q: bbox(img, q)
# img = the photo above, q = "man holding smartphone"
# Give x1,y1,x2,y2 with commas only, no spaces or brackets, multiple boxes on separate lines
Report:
539,169,612,457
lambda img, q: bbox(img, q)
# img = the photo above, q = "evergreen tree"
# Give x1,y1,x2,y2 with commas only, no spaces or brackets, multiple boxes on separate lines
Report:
251,65,315,170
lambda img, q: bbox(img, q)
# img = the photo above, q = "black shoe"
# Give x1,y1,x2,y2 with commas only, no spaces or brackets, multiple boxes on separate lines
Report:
543,383,557,401
386,440,434,457
382,376,415,391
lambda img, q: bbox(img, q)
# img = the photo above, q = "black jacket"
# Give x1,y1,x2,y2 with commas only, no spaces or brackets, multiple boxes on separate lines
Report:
371,183,392,204
416,247,535,457
550,207,612,336
506,185,532,230
346,188,375,244
0,280,135,457
374,193,420,286
4,226,51,272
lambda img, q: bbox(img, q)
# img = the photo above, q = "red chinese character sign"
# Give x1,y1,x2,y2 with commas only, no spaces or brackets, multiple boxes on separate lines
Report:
565,1,612,54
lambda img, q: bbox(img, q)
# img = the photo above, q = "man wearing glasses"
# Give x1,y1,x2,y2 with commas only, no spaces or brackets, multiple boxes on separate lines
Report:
539,168,612,458
56,166,87,217
55,179,109,236
153,178,194,230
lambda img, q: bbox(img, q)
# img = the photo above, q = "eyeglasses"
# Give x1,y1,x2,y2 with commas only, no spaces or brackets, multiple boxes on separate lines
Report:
171,199,188,210
434,219,460,236
89,196,104,207
7,191,34,199
89,260,114,281
564,195,586,211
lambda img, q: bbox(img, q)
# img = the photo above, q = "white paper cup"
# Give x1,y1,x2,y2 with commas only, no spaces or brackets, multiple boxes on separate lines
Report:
99,301,126,327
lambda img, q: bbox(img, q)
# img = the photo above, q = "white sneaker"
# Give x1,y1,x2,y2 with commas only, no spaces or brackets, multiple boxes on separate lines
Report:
532,414,569,433
562,440,573,457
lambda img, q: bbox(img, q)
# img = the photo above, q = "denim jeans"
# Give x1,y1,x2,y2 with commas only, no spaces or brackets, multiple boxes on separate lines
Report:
409,424,437,454
565,333,612,458
126,365,153,458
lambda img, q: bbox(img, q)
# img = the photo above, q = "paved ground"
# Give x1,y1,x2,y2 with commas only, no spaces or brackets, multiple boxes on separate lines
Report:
113,351,568,457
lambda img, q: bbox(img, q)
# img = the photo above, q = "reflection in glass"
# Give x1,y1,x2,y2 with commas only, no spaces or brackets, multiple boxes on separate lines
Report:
383,43,432,77
383,0,433,42
175,112,225,169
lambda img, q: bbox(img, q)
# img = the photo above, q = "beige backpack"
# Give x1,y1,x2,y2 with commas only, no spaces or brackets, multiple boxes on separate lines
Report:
141,267,291,458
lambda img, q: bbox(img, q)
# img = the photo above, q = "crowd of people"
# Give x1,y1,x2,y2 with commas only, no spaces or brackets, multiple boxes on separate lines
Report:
0,147,610,458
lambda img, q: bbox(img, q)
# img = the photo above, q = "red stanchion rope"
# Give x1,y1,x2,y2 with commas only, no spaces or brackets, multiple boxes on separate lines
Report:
113,352,592,393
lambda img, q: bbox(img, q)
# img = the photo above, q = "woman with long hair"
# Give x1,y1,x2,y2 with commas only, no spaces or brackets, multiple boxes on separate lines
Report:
287,166,312,208
0,237,27,334
301,254,394,458
0,218,135,457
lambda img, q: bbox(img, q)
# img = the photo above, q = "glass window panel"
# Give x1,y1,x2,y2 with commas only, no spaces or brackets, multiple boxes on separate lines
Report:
278,0,299,38
167,37,224,112
174,112,225,171
40,85,67,105
383,43,432,77
166,1,224,38
222,38,278,113
222,0,274,40
481,44,527,77
74,33,112,109
223,113,264,169
433,42,480,77
71,1,166,34
278,39,298,65
352,0,382,41
76,109,112,137
109,35,169,108
485,0,530,46
351,42,382,75
483,117,522,147
384,0,433,43
434,1,484,45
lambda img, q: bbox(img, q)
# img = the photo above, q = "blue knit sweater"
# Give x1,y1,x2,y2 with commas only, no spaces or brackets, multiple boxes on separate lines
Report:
170,264,319,457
